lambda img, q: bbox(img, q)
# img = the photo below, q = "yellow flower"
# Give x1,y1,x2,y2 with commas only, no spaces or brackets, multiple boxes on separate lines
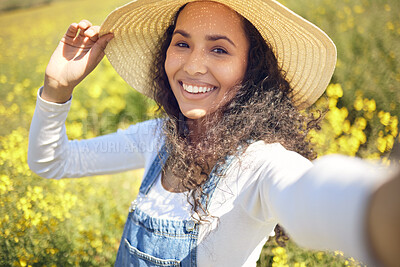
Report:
355,117,367,130
335,251,344,256
386,135,395,150
377,137,387,153
65,121,83,139
0,74,7,83
366,99,376,113
343,6,352,16
326,83,343,99
88,84,103,99
329,98,338,109
353,5,364,14
378,111,391,126
353,97,363,111
387,22,395,31
343,120,351,134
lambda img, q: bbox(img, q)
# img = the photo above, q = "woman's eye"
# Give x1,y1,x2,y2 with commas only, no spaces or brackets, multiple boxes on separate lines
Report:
212,48,228,54
176,42,189,48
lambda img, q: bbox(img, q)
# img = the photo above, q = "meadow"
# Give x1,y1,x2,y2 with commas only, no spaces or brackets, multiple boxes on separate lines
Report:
0,0,399,266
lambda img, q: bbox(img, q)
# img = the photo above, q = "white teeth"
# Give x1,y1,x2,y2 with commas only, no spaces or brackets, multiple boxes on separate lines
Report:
182,83,215,94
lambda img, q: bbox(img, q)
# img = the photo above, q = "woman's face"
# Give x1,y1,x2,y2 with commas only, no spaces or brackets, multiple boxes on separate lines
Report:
165,1,249,120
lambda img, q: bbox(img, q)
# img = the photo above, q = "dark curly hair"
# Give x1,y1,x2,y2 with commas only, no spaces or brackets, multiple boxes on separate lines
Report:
150,2,321,245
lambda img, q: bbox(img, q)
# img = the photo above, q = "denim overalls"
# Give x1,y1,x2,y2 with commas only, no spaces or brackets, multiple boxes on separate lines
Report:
115,145,228,266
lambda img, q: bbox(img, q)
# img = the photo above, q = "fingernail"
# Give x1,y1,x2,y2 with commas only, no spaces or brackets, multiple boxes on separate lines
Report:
107,33,114,41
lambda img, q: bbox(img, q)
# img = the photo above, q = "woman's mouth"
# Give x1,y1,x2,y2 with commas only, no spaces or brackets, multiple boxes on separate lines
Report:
180,81,217,94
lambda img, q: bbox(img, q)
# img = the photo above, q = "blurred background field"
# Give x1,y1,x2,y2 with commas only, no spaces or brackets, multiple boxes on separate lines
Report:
0,0,65,12
0,0,399,266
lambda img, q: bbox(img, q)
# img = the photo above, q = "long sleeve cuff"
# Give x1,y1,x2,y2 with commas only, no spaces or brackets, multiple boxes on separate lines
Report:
36,86,72,112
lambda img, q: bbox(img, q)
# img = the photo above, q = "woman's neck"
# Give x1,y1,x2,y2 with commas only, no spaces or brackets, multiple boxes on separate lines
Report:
186,118,205,144
185,111,222,143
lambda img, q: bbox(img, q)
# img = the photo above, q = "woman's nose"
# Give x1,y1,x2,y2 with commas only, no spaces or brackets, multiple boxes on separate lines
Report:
183,49,207,76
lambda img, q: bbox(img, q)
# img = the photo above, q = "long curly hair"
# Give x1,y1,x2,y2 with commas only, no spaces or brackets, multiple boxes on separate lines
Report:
150,3,321,244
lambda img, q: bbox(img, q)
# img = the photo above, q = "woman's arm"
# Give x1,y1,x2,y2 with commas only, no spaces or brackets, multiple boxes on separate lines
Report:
28,21,161,178
264,154,393,266
28,89,161,178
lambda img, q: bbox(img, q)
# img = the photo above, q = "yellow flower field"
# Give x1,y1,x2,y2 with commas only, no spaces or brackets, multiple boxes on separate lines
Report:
0,0,399,266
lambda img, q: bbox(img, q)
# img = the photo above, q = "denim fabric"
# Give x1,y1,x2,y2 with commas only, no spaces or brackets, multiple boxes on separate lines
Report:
115,146,230,266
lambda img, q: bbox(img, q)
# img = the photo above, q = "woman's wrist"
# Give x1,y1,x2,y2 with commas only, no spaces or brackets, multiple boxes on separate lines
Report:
41,82,73,104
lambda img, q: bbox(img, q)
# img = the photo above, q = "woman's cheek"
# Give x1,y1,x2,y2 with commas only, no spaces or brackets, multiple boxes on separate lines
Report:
165,50,185,76
218,61,246,87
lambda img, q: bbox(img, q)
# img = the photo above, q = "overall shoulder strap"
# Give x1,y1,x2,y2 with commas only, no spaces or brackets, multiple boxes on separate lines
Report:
200,154,236,209
138,144,169,196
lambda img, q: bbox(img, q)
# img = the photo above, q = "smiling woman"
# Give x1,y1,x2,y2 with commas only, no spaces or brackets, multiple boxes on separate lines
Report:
165,2,249,120
28,0,400,266
150,1,316,214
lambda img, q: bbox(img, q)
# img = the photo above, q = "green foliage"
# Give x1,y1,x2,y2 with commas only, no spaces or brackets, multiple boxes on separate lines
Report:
0,0,399,266
283,0,400,144
308,84,398,159
0,127,143,266
0,0,60,13
258,240,364,267
0,0,148,266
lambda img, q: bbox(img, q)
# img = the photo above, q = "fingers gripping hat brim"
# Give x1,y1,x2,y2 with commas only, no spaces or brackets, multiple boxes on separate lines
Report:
100,0,337,109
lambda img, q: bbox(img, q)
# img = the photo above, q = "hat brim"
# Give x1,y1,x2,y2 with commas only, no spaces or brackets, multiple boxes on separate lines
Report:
100,0,337,109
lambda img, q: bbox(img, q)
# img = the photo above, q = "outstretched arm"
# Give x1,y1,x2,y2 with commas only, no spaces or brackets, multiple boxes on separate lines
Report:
42,20,113,103
265,155,397,266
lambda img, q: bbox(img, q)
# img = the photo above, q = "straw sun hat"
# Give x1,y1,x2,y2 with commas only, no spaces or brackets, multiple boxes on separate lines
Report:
100,0,337,109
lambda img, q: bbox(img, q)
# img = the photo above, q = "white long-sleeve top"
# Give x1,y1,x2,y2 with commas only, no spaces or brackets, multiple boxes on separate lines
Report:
28,89,386,266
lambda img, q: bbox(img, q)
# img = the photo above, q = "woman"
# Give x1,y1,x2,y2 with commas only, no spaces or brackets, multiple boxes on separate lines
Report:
28,0,399,266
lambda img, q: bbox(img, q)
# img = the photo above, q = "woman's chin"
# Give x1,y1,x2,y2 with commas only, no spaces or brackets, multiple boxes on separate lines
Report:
182,109,207,120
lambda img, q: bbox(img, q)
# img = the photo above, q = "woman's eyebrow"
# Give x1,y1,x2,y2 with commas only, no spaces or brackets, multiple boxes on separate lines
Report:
173,29,190,38
173,30,236,47
206,34,236,47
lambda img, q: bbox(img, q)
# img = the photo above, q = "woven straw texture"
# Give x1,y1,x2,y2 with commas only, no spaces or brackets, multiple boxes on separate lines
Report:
100,0,337,109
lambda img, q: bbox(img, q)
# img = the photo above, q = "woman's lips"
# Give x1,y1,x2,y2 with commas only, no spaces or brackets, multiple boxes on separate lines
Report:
180,81,217,94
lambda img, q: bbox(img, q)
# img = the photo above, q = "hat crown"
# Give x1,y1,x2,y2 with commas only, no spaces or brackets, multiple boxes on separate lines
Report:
100,0,337,109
